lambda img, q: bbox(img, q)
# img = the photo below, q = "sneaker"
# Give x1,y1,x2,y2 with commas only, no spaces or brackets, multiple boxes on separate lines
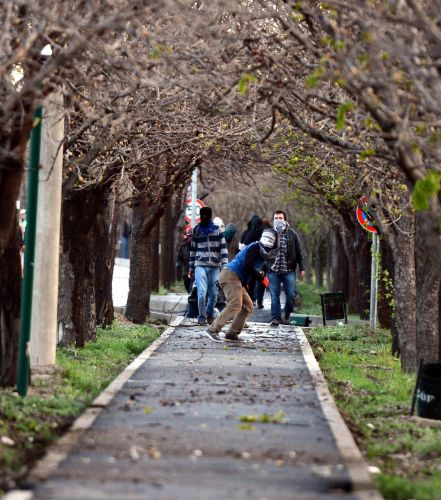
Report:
197,317,207,326
224,332,240,341
257,303,264,309
203,329,222,342
270,318,281,327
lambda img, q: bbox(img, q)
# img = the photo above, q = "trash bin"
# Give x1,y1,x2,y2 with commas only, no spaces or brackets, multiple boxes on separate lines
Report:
416,363,441,420
320,292,347,326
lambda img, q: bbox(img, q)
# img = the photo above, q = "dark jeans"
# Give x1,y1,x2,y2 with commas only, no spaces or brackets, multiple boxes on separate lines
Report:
255,281,265,305
267,271,296,320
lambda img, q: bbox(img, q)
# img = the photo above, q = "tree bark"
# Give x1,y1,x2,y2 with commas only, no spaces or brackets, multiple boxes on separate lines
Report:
302,233,313,284
314,236,326,288
330,226,349,297
95,194,117,327
353,224,371,320
0,225,21,386
151,222,160,293
325,229,332,290
380,214,417,372
160,196,175,288
0,104,33,386
377,237,394,330
58,189,103,346
415,213,440,364
125,198,151,323
339,223,360,314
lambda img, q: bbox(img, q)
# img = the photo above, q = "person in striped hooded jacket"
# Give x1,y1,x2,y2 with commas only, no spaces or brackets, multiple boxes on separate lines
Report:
188,206,228,325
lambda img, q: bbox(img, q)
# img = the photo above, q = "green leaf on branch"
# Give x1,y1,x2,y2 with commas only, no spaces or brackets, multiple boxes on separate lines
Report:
336,101,355,130
238,73,257,96
412,170,441,211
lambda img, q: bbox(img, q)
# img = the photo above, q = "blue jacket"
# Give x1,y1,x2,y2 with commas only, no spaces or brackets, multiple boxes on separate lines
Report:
226,242,265,285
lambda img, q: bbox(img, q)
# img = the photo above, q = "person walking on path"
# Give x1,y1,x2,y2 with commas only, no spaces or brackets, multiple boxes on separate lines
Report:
241,214,264,305
189,206,228,325
268,210,305,327
121,218,131,259
224,222,240,262
176,227,193,294
254,217,272,309
204,229,280,342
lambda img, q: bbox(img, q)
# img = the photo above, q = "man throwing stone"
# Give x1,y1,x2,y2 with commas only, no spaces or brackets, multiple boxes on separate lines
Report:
204,229,279,342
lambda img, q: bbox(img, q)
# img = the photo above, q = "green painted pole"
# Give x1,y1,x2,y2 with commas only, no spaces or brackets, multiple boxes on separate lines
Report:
17,106,43,396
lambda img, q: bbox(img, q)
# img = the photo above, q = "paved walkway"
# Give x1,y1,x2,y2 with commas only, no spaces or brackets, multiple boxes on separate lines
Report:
13,314,380,500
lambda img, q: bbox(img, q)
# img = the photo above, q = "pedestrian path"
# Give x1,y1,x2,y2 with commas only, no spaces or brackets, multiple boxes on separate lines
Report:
14,321,381,500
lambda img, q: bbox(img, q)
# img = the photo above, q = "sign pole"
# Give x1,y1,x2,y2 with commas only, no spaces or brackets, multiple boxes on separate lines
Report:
369,232,379,331
17,106,43,396
356,195,378,332
191,168,198,228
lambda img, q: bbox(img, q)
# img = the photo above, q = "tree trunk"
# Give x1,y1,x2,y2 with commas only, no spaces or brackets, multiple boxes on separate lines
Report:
302,234,313,284
314,236,325,288
160,196,175,288
0,225,21,386
58,189,102,346
0,104,33,386
95,194,117,327
377,237,394,330
382,215,417,372
330,226,349,297
415,213,440,364
151,222,160,293
125,198,151,323
353,225,371,320
340,224,360,314
325,229,332,289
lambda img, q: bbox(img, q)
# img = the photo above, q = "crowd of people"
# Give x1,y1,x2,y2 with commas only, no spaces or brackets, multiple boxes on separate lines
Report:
176,207,305,341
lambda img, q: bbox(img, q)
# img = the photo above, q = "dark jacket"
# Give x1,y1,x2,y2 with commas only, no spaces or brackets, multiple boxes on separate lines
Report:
243,215,263,245
270,227,305,273
224,223,239,261
176,238,191,274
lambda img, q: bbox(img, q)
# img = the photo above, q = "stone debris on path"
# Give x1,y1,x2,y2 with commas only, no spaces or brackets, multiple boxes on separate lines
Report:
15,319,380,500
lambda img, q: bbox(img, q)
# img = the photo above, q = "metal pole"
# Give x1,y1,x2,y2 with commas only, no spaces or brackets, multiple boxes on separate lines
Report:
191,167,198,228
369,232,379,331
17,106,43,396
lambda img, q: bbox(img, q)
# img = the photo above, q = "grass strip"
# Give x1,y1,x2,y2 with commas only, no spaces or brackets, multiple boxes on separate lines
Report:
307,324,441,500
0,320,161,494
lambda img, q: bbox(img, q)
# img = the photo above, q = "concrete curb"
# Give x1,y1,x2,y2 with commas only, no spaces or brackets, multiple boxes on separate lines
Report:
3,318,183,500
297,329,383,499
114,294,188,324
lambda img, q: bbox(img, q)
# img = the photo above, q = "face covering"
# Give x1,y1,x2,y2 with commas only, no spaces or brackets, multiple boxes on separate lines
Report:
273,219,287,232
200,207,212,226
259,240,280,260
200,214,211,225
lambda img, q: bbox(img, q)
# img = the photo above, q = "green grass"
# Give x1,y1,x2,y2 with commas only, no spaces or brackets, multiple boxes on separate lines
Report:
0,321,161,494
307,324,441,500
155,280,186,295
296,280,326,315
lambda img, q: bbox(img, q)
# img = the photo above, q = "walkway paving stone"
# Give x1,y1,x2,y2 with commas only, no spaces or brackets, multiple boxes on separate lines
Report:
24,315,379,499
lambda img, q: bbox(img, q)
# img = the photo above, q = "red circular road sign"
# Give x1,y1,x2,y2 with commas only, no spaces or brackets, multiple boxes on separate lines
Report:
356,207,377,233
184,198,205,223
